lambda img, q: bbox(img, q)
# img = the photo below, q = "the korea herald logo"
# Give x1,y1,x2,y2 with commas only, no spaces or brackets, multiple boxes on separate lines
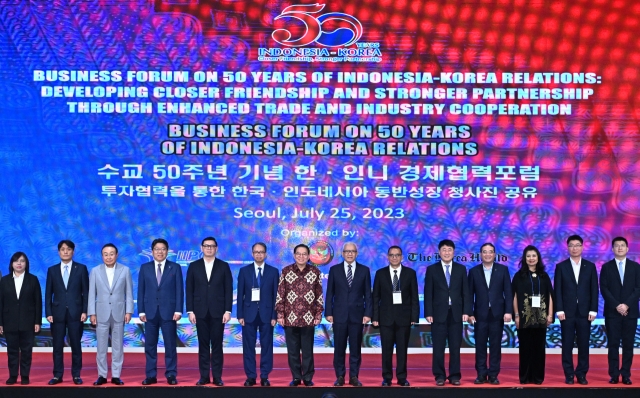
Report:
272,3,363,47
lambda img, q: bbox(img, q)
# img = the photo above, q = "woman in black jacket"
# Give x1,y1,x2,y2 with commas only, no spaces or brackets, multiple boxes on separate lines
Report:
0,252,42,385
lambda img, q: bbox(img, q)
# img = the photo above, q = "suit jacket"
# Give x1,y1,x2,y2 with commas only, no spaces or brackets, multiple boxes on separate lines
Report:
236,263,279,323
553,258,598,318
372,265,419,326
186,258,232,318
137,260,183,320
600,258,640,318
424,261,472,323
87,263,134,322
325,262,372,323
45,261,89,320
0,273,42,332
468,262,513,321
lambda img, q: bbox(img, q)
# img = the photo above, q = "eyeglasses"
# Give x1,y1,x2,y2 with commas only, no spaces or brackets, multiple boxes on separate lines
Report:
388,254,402,258
202,244,217,249
343,250,357,254
568,244,583,248
252,251,266,254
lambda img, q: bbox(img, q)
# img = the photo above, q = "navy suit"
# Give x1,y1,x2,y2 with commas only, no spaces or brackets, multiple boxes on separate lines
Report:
236,262,279,380
468,263,512,380
45,262,89,378
325,262,372,378
424,261,472,382
600,258,640,379
137,260,183,379
554,258,598,379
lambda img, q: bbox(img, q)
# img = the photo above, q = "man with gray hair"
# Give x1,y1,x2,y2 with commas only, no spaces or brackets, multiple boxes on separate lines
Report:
325,242,372,387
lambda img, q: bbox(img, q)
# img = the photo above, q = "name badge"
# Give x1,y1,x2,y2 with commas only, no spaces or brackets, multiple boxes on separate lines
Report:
252,288,260,302
393,291,402,304
531,295,541,308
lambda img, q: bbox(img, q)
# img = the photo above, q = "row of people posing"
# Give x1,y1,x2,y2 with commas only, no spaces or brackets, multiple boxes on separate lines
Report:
0,235,637,388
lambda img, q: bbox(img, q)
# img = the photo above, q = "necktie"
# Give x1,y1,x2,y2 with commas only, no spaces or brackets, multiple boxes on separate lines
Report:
392,270,399,292
63,265,69,288
156,263,162,285
445,264,451,287
257,267,262,286
619,261,624,284
347,264,353,287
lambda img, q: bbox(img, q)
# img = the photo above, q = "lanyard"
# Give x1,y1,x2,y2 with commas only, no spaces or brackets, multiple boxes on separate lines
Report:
529,272,541,295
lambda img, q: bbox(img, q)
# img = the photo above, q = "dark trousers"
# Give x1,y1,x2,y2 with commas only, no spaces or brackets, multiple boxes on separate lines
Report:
474,308,504,378
560,316,591,378
144,310,177,378
284,326,315,381
431,308,463,381
517,327,546,383
196,312,225,379
242,315,274,379
51,309,83,378
332,322,363,378
380,322,411,381
605,316,637,379
5,330,35,378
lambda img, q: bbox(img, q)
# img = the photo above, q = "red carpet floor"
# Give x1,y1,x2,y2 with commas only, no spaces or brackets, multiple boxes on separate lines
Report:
0,353,638,388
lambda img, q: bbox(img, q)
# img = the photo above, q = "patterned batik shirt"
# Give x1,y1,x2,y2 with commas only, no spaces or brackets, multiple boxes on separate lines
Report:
275,263,324,327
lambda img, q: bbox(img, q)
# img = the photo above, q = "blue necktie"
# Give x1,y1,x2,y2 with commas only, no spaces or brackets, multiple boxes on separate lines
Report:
445,264,451,287
257,267,262,286
63,265,69,288
619,261,624,284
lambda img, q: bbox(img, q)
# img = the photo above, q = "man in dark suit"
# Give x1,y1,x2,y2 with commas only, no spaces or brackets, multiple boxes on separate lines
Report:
468,242,512,385
45,240,89,385
372,245,419,386
425,239,471,386
237,242,279,386
600,236,640,385
138,238,184,385
554,234,598,385
325,242,372,387
186,237,232,386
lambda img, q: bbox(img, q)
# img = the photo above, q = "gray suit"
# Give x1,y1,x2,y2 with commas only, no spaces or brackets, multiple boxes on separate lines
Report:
88,263,134,378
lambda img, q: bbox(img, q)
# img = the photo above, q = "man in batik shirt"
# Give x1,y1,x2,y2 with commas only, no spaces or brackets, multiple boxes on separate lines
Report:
276,244,324,387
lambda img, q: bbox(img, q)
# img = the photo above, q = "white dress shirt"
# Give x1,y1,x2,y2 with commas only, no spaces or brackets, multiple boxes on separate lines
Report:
441,261,452,304
556,257,597,318
389,264,402,285
344,261,356,278
14,272,25,299
205,258,215,281
61,261,73,276
105,265,115,288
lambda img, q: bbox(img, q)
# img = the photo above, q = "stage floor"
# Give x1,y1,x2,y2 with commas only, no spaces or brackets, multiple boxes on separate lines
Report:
0,352,638,388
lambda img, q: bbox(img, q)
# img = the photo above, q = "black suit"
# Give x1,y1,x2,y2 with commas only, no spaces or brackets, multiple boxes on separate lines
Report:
44,262,89,378
325,261,372,378
600,258,640,379
468,263,512,379
0,273,42,379
424,261,472,382
186,258,233,380
554,258,598,379
372,265,419,381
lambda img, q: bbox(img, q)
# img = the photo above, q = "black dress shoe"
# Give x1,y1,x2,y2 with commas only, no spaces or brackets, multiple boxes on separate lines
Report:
489,377,500,385
6,377,17,385
73,377,83,385
212,378,224,386
381,379,392,386
111,378,124,385
436,379,445,386
260,378,271,386
577,377,588,385
244,378,256,386
397,379,410,386
20,377,30,385
349,377,363,387
622,378,632,385
290,378,301,386
474,376,487,384
196,378,210,386
93,376,108,386
565,378,574,385
142,377,157,385
48,377,63,385
167,376,177,385
303,379,314,386
609,377,619,384
450,379,461,386
334,376,345,386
